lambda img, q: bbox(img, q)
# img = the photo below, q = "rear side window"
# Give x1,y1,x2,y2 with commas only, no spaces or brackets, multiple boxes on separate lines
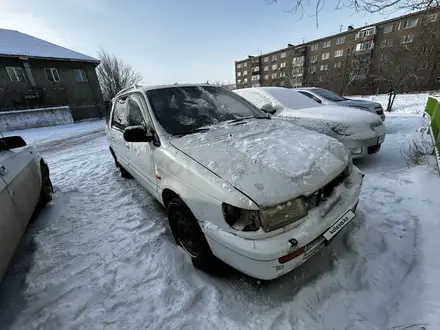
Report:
112,98,128,130
298,91,321,103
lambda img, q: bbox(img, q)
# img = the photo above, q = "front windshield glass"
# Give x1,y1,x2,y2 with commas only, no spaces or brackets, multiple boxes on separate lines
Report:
313,88,347,102
147,86,266,135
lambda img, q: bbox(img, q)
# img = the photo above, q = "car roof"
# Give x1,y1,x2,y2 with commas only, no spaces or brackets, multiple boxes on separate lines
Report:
115,83,225,99
293,87,319,91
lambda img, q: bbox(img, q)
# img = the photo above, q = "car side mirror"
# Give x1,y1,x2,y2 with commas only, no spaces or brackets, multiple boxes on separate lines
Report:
0,136,27,150
123,126,154,143
260,103,277,115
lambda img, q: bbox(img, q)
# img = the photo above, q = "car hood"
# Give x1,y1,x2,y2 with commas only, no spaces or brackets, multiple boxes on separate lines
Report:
169,119,349,207
278,105,383,126
339,99,382,108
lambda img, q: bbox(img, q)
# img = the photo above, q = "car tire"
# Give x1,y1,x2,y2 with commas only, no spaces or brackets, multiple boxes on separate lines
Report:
39,161,53,206
168,197,218,272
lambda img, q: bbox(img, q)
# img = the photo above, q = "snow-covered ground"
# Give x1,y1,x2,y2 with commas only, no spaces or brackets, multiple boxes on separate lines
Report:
349,92,439,115
1,113,440,330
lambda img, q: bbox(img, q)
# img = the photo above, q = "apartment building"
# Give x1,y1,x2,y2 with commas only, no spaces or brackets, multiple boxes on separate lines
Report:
234,8,440,95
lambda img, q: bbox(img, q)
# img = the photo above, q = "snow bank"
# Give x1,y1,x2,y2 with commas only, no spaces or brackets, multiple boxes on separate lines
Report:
348,92,439,115
0,106,73,132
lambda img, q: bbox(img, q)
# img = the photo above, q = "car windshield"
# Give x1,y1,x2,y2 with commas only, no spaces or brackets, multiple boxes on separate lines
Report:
313,88,347,102
147,86,266,135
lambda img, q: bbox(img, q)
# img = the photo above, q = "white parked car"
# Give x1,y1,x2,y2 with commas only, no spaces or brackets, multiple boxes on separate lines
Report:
294,87,386,121
106,84,363,280
0,134,53,280
235,87,386,159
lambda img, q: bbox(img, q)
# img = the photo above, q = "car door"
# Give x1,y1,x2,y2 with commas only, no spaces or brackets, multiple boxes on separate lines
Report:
298,91,323,104
0,148,40,228
125,94,158,197
0,156,22,280
109,98,130,168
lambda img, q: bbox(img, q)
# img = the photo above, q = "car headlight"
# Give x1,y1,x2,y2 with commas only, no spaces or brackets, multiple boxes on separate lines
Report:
222,204,261,231
327,123,352,136
349,105,369,111
261,197,308,232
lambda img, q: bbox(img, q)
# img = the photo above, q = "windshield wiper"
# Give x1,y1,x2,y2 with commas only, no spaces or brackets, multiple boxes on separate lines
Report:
228,116,270,124
175,127,210,137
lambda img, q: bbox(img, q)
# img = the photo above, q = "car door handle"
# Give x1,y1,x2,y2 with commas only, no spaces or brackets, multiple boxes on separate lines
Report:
0,165,7,176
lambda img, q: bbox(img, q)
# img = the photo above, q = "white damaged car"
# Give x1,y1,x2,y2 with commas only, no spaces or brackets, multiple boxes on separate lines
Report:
235,87,386,159
107,84,363,280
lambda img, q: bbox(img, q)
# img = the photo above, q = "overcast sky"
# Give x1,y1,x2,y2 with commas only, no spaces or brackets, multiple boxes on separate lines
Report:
1,0,406,85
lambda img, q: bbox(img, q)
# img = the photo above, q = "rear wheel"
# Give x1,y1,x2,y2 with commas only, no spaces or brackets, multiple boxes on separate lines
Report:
168,197,218,272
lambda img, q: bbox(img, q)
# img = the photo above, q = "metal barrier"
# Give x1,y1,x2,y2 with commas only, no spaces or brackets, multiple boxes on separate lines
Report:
423,96,440,174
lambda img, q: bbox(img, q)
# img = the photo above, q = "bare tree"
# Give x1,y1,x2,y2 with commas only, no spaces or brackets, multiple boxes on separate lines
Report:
96,49,142,100
267,0,440,25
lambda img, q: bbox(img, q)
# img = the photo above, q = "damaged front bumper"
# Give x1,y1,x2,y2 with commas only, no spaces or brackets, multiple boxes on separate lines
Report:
202,166,364,280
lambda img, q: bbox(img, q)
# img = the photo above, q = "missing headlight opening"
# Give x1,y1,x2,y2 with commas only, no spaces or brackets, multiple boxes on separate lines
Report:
222,204,260,231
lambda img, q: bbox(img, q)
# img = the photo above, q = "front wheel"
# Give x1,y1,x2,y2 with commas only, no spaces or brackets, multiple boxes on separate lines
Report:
168,197,218,272
39,161,53,206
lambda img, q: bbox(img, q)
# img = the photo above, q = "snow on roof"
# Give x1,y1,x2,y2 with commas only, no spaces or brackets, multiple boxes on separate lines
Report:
0,29,99,63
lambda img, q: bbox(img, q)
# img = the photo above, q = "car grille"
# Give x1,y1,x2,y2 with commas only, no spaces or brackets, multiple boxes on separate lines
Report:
306,168,347,210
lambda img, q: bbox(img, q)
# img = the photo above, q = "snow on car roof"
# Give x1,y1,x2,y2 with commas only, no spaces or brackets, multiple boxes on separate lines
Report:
0,29,99,63
234,87,319,112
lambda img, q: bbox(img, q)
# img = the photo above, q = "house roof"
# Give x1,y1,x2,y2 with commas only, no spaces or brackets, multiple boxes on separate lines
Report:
0,29,99,63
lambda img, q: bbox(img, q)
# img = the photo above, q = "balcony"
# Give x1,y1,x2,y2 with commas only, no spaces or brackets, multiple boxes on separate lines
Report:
252,66,260,74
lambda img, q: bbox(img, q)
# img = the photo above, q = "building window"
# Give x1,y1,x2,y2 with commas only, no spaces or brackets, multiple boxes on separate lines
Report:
271,73,277,79
356,40,374,51
387,39,393,47
292,56,305,66
271,55,277,61
356,27,375,39
244,78,248,83
281,52,287,58
252,75,260,81
237,79,241,84
437,74,440,82
6,66,25,82
334,62,342,68
336,37,345,45
264,74,269,80
279,71,286,77
403,18,418,28
424,13,437,23
237,63,242,69
321,52,330,60
383,24,393,34
264,57,269,62
334,49,344,57
237,72,241,77
420,61,428,69
347,48,352,54
253,66,259,72
311,43,319,51
322,40,331,48
310,55,318,63
280,62,286,68
272,64,277,70
320,64,328,71
44,68,61,82
380,40,387,48
243,70,248,75
264,66,269,71
74,69,88,82
422,45,434,55
400,34,414,44
243,62,247,67
309,66,316,73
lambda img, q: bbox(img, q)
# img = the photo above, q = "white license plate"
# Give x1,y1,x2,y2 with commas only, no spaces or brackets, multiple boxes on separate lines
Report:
378,135,385,144
323,210,356,241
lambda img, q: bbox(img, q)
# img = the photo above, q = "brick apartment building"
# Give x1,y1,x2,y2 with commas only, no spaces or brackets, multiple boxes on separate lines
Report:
235,8,440,95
